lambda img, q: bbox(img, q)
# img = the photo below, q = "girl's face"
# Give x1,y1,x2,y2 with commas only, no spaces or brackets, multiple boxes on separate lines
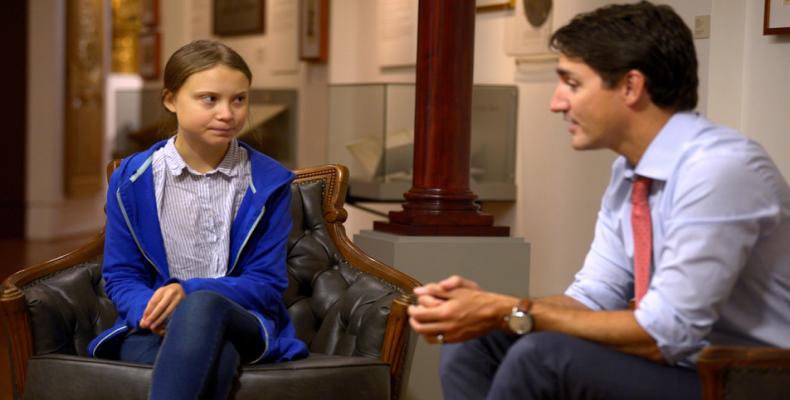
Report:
163,64,250,148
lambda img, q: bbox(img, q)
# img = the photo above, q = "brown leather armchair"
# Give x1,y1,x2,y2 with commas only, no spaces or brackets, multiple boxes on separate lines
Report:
1,163,419,400
697,346,790,399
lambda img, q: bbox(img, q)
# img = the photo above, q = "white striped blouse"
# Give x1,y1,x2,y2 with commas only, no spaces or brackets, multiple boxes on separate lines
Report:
151,137,251,280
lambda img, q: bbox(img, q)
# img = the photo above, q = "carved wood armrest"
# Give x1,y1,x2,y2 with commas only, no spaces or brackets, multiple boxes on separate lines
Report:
1,285,33,399
699,346,790,367
697,346,790,400
1,232,105,397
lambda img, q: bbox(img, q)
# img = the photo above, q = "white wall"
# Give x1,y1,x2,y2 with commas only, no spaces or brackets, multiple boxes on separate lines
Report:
706,0,790,191
329,0,416,84
162,0,303,88
736,1,790,176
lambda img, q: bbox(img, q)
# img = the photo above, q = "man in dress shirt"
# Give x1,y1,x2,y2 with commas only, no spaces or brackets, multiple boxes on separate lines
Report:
407,2,790,399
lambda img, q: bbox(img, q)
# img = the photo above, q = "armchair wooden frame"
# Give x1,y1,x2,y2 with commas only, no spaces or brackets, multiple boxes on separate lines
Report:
1,162,420,399
697,346,790,399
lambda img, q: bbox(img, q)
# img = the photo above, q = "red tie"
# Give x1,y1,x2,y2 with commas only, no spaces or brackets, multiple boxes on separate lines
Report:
631,176,653,306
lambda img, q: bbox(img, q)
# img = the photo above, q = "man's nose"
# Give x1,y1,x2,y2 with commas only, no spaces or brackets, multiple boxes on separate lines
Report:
549,84,568,113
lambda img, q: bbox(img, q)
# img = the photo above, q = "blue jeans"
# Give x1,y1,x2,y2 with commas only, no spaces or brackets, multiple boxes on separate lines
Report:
118,291,265,400
440,331,701,400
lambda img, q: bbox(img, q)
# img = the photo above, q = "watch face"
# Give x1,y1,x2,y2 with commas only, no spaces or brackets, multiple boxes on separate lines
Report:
508,310,533,335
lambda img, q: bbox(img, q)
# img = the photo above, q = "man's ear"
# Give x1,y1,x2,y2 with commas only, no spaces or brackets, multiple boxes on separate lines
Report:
162,90,177,113
620,70,648,107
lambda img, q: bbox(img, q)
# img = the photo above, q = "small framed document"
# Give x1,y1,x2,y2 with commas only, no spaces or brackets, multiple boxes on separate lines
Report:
764,0,790,35
141,0,159,27
299,0,329,62
213,0,265,36
139,32,161,80
476,0,515,13
505,0,553,58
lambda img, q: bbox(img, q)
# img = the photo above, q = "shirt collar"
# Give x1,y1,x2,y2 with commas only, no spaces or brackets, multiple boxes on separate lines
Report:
163,136,240,177
625,111,700,182
215,139,240,177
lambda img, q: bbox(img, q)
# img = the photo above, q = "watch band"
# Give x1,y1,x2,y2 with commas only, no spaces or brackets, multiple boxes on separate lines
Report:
516,298,532,314
502,298,532,331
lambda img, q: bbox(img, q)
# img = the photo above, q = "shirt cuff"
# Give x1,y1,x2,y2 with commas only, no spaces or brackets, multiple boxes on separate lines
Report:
634,291,706,365
564,286,601,310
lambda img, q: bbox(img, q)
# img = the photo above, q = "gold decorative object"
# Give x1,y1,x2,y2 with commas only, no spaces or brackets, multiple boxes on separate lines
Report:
111,0,141,73
65,0,105,196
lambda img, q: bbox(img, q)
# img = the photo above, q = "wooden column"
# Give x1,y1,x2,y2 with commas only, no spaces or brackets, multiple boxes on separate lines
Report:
65,0,105,197
374,0,509,236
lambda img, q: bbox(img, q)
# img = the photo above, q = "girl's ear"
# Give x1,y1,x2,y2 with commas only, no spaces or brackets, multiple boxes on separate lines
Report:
162,89,177,113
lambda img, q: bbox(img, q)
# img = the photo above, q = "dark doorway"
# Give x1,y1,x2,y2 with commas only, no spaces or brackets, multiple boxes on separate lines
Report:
0,3,27,239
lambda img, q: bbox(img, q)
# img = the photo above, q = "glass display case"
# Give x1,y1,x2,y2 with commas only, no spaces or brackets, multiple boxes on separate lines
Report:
239,89,299,169
328,83,517,201
111,88,298,169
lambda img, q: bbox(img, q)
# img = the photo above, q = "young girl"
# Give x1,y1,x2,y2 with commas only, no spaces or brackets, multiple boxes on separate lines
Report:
88,40,307,399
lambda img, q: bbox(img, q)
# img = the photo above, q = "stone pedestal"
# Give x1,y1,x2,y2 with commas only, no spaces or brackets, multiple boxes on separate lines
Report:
353,230,531,400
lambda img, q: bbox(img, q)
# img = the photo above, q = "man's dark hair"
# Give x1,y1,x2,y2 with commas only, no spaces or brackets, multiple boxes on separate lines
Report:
550,1,698,111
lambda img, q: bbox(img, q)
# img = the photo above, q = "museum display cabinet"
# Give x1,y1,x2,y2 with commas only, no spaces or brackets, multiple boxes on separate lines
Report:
328,84,518,201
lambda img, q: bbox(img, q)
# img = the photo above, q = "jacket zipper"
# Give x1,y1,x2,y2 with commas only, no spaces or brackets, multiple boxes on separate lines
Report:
227,205,266,276
116,189,163,276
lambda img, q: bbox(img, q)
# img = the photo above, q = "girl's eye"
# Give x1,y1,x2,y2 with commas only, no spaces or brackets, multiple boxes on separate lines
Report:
201,95,217,104
234,96,247,104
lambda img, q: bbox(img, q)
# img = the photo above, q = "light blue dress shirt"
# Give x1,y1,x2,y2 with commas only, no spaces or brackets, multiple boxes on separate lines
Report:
565,112,790,366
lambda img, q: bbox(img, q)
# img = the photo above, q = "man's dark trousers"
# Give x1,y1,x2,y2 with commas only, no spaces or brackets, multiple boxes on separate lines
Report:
440,331,701,400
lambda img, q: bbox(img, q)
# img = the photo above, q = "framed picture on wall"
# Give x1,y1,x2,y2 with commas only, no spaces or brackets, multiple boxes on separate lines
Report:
213,0,265,36
764,0,790,35
139,32,161,80
505,0,553,58
476,0,515,13
299,0,328,62
141,0,159,26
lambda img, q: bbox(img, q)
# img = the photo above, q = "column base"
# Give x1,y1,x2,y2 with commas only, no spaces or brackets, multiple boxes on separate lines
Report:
353,230,531,400
374,221,509,236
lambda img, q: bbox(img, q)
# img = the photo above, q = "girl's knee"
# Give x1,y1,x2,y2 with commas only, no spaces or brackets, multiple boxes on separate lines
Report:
180,290,226,309
172,291,231,325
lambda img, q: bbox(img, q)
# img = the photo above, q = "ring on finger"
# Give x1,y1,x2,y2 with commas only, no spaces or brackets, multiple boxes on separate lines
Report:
436,333,445,344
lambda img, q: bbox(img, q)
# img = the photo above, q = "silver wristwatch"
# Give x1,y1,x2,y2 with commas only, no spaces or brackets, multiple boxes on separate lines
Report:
504,299,534,335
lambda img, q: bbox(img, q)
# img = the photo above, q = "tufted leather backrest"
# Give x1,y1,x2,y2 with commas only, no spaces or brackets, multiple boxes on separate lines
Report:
22,179,399,361
23,258,115,357
285,180,397,358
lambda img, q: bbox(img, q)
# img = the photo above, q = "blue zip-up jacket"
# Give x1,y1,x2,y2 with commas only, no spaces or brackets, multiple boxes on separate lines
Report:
88,140,308,363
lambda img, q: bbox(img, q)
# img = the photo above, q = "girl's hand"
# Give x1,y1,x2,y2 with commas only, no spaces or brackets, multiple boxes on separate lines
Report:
140,283,186,336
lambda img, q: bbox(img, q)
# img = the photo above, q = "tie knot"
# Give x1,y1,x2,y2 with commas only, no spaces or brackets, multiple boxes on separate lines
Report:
632,176,652,204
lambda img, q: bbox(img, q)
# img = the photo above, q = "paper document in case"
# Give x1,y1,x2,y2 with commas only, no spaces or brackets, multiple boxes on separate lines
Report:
346,129,414,180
